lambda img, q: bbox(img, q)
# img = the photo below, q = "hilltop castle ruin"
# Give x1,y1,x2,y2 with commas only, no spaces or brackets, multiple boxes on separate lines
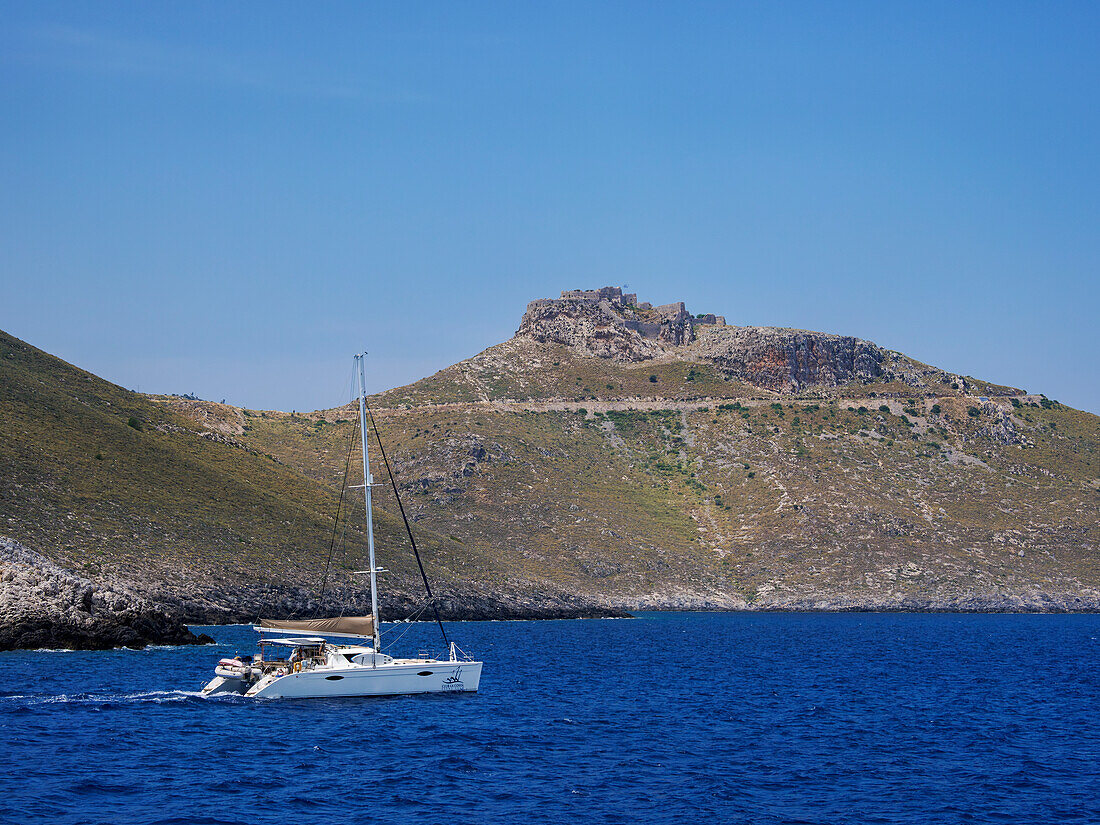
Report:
516,286,727,360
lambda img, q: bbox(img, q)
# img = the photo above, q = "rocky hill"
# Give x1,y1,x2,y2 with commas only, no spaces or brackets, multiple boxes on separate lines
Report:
0,328,607,648
279,288,1098,612
2,288,1098,646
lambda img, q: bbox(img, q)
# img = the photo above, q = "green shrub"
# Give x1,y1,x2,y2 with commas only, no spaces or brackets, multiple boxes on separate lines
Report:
931,404,941,415
879,405,890,413
649,375,658,383
127,417,143,431
968,407,980,418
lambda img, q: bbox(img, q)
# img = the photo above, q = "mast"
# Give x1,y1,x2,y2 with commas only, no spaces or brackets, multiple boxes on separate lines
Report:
355,353,382,652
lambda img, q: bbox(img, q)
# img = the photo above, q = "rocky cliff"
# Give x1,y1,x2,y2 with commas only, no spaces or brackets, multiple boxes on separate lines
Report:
514,288,974,395
517,291,697,361
0,537,212,650
694,326,885,391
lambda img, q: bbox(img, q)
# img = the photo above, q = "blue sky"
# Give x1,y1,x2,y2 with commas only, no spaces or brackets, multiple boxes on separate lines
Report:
2,2,1098,412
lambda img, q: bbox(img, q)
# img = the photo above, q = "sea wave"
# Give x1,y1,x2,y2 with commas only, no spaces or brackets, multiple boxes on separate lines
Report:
1,689,208,707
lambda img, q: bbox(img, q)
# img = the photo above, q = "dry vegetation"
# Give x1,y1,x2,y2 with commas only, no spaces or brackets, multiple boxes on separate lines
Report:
4,324,1098,617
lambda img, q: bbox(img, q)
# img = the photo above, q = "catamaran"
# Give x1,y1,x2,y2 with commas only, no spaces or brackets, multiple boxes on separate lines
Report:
202,353,483,699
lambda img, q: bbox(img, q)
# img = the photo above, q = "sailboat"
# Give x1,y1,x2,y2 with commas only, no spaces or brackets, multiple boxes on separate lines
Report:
202,353,483,699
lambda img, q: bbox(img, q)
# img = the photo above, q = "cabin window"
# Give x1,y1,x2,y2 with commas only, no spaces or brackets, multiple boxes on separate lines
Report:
417,671,433,677
325,675,344,681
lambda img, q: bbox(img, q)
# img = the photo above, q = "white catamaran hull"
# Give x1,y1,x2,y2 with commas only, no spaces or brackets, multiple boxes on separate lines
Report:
242,661,482,699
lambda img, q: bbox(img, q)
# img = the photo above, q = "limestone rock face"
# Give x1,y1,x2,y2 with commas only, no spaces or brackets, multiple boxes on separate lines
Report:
513,289,889,389
516,299,667,362
975,407,1025,445
0,537,212,650
515,286,706,362
507,286,1019,396
695,326,885,391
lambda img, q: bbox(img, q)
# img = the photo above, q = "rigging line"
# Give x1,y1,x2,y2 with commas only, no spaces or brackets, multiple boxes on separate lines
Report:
364,403,450,647
381,603,433,648
383,618,427,650
378,598,431,637
337,486,352,614
336,368,357,616
316,415,358,613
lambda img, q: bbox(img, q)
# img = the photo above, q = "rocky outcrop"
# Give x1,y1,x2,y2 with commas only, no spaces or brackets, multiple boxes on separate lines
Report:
514,289,891,390
152,397,246,435
973,406,1026,446
694,326,886,391
517,298,668,361
0,537,213,650
516,291,703,362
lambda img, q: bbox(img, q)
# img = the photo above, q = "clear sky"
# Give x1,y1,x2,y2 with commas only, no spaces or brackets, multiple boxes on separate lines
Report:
2,2,1098,413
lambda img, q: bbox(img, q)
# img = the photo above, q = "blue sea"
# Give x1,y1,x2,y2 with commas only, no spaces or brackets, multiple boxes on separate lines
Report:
1,613,1098,825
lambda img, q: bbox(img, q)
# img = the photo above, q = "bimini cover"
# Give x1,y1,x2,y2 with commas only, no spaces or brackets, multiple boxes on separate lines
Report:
259,616,375,638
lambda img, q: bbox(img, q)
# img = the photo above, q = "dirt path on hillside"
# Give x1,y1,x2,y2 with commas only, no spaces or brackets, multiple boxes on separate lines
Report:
366,394,1039,419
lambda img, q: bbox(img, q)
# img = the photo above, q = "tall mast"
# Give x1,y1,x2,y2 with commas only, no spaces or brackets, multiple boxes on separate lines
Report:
355,353,382,652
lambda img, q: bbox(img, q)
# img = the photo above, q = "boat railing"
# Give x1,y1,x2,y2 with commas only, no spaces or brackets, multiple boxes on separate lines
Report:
450,642,477,662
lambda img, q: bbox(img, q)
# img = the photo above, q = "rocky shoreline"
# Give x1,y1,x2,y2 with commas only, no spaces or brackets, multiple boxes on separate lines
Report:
0,538,212,651
5,533,1099,652
0,536,632,650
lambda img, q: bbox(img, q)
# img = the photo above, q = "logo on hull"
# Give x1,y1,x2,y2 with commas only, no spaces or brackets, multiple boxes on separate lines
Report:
442,667,464,692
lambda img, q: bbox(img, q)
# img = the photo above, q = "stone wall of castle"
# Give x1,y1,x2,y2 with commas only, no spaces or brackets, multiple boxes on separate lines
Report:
560,287,638,306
